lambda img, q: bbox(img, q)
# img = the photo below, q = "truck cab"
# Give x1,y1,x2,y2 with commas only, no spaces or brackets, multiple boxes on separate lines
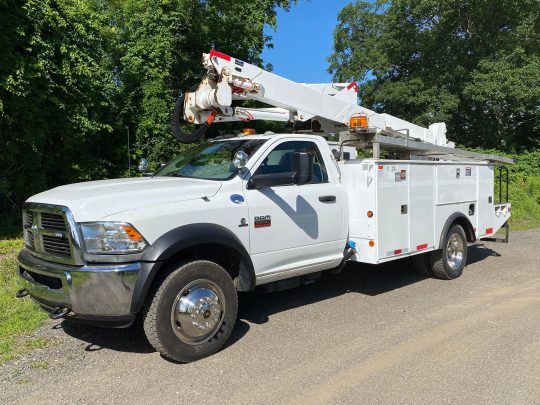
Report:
16,133,349,362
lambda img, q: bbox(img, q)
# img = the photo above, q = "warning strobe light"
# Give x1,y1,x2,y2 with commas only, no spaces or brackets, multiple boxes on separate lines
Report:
241,128,257,135
349,114,368,132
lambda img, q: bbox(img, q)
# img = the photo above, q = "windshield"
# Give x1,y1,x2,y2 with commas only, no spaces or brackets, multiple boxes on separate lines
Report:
154,139,267,180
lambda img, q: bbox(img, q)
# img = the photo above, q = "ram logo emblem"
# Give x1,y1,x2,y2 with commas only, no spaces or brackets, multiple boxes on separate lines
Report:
254,215,271,228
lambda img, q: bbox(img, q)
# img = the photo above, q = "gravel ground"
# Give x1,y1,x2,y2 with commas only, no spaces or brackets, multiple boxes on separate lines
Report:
1,228,539,404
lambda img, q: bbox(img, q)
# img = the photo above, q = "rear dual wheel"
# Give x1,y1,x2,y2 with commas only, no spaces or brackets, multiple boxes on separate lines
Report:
143,260,238,362
413,224,468,279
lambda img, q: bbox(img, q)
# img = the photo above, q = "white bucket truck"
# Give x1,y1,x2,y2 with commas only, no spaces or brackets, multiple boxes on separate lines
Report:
16,51,512,361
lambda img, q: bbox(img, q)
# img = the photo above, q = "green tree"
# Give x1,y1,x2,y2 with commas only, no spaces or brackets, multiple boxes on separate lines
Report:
329,0,540,150
0,0,122,228
0,0,295,233
108,0,295,166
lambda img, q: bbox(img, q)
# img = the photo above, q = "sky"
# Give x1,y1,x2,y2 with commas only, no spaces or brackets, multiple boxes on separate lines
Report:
261,0,352,84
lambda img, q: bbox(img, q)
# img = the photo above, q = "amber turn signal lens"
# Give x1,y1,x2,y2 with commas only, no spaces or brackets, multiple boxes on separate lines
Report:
122,225,144,241
242,128,256,135
369,240,375,247
367,211,374,218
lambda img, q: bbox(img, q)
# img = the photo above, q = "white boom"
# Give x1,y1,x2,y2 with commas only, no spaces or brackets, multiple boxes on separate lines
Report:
183,50,452,147
180,50,513,164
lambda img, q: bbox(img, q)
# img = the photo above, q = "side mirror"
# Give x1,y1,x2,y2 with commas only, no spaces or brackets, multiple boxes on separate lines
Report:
249,172,296,189
138,158,149,173
232,150,248,169
248,151,313,189
291,152,313,185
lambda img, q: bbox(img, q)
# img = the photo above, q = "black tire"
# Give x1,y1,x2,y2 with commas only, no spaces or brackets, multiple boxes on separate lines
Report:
143,260,238,362
431,224,468,280
411,253,434,277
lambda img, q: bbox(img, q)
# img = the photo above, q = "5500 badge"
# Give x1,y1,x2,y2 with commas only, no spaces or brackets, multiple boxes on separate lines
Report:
254,215,271,228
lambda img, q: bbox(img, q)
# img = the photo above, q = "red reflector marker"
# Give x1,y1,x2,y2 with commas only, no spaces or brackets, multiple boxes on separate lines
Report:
378,165,384,170
417,243,428,250
394,249,402,255
485,228,493,234
209,50,231,61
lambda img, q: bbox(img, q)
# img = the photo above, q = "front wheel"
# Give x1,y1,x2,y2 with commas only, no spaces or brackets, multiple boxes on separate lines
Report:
143,260,238,362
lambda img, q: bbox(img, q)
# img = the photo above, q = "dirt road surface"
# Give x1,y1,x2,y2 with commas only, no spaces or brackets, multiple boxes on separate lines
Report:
1,229,539,404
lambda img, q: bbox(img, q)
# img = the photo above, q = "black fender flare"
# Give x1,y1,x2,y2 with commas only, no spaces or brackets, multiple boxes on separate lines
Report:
130,223,255,313
438,212,476,249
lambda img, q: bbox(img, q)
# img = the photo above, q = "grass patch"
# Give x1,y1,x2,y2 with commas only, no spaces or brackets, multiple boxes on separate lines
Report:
506,174,540,229
0,239,48,364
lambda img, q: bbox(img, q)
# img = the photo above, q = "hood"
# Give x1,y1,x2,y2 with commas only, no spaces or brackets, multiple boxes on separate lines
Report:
27,177,222,222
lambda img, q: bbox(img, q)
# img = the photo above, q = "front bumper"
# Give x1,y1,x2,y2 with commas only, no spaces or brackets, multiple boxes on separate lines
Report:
17,249,141,327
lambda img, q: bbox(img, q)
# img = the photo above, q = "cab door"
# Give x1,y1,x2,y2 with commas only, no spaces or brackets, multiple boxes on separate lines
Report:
244,139,345,279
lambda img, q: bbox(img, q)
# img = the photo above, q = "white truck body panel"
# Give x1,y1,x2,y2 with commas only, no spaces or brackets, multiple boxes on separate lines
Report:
341,159,510,264
27,177,222,223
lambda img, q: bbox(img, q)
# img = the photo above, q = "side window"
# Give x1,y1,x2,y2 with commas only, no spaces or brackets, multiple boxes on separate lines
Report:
255,141,329,183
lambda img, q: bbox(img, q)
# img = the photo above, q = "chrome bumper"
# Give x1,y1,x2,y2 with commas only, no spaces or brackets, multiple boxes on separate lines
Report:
17,250,140,320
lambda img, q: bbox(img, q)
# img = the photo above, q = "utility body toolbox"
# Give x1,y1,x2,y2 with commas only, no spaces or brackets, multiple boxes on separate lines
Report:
340,159,511,264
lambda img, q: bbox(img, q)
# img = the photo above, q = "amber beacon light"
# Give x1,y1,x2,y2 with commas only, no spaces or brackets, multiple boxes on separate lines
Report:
349,113,368,132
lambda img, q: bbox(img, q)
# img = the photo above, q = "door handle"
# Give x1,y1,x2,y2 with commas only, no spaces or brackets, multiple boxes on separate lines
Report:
319,195,336,202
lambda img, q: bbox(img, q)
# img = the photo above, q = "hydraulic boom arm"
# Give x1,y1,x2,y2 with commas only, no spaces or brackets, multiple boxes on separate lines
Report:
177,50,452,147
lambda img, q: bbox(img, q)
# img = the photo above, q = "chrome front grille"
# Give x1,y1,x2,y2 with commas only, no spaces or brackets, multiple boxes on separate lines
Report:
24,211,33,227
40,213,67,230
22,204,83,265
25,230,36,250
42,234,71,256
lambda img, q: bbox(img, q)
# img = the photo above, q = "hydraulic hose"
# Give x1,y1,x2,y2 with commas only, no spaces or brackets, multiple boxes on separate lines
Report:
170,88,213,144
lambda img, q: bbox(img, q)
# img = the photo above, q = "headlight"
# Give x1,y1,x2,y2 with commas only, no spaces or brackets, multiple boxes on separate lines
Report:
80,222,147,254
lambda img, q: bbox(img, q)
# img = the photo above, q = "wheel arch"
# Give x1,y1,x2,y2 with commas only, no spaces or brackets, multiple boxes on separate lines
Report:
438,212,476,249
130,223,255,313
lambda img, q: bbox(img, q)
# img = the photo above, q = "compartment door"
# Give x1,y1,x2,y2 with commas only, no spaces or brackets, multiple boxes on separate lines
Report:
376,164,409,259
409,164,435,253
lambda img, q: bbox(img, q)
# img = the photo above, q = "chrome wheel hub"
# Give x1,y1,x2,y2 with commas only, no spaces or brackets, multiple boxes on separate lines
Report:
446,233,464,270
171,280,225,345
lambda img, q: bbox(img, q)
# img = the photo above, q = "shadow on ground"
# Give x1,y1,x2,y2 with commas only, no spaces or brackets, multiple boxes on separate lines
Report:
58,244,501,357
467,243,501,265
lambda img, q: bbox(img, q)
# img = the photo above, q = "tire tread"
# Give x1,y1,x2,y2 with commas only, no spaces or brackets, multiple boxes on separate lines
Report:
142,260,237,362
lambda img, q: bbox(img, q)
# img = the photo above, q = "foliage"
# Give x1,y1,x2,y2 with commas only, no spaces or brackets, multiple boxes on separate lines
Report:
500,151,540,229
463,148,540,229
95,0,295,165
0,0,123,229
0,0,295,233
329,0,540,151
